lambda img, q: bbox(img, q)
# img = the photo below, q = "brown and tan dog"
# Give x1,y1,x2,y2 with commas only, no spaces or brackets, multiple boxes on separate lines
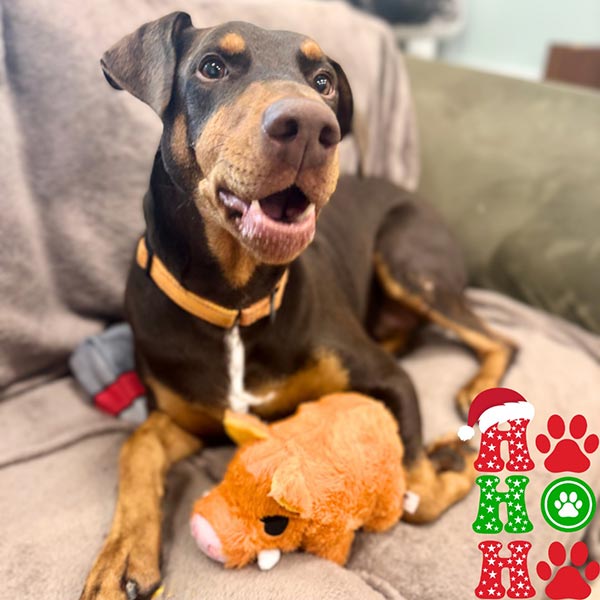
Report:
81,13,515,600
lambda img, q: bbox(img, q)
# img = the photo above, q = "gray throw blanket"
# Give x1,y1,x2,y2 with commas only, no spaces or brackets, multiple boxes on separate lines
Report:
2,289,600,599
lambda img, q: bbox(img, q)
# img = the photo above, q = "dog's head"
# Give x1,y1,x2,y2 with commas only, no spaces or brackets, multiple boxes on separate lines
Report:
102,13,353,268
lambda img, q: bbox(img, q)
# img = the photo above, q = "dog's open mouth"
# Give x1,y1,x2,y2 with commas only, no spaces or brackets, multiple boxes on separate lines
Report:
219,185,314,224
218,185,316,263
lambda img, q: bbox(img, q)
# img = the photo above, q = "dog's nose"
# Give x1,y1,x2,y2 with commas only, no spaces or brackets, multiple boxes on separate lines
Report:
262,98,341,170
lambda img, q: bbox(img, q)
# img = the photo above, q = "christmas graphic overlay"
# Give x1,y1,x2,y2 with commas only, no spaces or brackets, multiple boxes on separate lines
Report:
461,389,598,599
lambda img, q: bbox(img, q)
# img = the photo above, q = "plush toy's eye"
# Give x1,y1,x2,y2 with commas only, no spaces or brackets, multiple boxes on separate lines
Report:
261,515,289,536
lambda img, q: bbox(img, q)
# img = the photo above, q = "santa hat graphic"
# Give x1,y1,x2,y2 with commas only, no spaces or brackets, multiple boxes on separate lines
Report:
457,387,535,441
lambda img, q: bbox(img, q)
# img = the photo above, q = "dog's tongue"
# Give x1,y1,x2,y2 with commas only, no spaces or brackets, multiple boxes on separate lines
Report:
259,188,309,222
239,200,316,263
260,193,286,221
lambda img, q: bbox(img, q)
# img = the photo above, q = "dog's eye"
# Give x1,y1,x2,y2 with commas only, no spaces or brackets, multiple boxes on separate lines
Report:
261,515,289,536
313,73,334,96
199,57,228,81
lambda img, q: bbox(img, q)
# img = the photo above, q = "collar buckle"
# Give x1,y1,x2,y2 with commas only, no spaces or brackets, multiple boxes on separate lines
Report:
269,287,278,325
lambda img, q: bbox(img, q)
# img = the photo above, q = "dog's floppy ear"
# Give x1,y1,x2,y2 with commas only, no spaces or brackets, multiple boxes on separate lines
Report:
100,11,193,116
330,59,354,138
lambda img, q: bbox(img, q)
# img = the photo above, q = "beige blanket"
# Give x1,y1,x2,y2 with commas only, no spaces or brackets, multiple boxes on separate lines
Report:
2,289,600,599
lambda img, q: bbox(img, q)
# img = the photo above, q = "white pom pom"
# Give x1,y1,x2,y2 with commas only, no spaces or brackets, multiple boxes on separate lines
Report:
457,425,475,441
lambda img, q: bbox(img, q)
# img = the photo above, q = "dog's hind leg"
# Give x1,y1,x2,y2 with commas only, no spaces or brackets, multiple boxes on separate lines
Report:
373,202,517,418
80,412,201,600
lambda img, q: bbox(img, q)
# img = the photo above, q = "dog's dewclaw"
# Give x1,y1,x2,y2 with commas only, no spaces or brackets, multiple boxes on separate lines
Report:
151,586,165,599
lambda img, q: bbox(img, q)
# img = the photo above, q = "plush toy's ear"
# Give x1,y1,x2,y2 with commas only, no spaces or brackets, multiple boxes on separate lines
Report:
224,410,271,446
330,58,353,138
268,455,314,517
100,11,193,116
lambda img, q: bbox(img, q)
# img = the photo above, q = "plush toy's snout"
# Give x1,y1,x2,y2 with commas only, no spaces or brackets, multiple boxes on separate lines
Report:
192,484,290,570
190,513,226,564
191,505,283,570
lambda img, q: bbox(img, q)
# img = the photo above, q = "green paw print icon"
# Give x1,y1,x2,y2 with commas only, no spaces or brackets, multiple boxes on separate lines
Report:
555,491,583,518
541,477,596,532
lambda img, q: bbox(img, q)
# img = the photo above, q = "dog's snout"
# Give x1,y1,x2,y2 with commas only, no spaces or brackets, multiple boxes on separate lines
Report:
262,98,341,170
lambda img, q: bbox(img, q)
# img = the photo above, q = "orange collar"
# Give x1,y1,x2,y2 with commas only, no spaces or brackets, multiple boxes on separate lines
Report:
136,237,289,329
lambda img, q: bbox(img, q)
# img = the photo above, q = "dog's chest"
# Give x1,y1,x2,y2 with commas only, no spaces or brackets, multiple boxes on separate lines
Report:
224,326,272,413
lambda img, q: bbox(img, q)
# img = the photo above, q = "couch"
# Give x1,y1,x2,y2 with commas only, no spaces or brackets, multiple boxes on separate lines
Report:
1,1,599,599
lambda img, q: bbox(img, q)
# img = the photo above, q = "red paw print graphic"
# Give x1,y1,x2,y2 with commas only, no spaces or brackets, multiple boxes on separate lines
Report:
536,415,598,473
537,541,599,599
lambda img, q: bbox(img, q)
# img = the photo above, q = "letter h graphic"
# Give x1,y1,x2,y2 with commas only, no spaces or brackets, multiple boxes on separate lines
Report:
475,541,535,598
473,476,533,534
475,419,534,472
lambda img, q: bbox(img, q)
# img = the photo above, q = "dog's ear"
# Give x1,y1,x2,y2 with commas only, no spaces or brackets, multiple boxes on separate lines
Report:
330,59,353,138
100,11,193,116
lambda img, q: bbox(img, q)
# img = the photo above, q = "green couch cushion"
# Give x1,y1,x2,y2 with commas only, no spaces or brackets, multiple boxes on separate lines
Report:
407,57,600,334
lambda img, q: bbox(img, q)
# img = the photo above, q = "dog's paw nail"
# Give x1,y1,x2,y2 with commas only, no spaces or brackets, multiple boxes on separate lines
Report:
125,580,139,600
151,586,165,599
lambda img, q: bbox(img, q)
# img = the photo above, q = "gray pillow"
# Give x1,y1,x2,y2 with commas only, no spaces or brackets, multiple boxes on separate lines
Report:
407,57,600,334
492,188,600,334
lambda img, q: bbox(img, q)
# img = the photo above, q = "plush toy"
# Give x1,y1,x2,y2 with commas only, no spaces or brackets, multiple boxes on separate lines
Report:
191,392,406,570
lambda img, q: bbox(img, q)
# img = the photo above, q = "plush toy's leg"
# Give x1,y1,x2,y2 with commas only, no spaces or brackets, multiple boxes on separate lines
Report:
303,525,356,565
402,435,477,524
373,204,517,419
80,412,201,600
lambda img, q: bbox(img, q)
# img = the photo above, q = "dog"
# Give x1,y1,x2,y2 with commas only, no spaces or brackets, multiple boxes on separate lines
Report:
81,13,515,600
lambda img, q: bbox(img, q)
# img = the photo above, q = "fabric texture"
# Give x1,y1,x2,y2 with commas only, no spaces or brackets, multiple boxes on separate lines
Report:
2,290,600,599
0,0,419,394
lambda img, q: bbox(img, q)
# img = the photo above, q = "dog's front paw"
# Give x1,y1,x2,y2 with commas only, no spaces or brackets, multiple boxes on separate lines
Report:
80,533,161,600
427,432,477,477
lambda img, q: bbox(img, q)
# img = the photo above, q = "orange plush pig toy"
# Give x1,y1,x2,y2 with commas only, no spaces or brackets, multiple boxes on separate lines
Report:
191,393,405,570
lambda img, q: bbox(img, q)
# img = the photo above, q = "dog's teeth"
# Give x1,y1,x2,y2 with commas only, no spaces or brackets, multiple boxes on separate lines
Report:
296,203,315,223
219,189,247,215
